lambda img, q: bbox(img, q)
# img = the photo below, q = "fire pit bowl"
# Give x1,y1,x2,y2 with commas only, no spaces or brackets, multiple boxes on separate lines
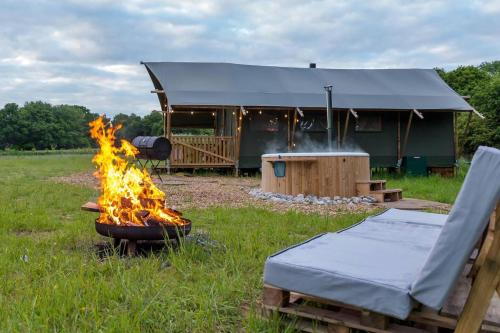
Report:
95,219,192,241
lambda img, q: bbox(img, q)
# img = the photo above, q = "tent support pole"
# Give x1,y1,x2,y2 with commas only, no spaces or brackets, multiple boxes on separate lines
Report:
397,112,401,170
287,109,291,151
342,109,350,146
325,86,334,151
154,90,171,174
464,111,472,138
234,107,243,177
337,108,341,150
291,108,298,150
400,110,414,167
453,111,458,169
166,106,172,141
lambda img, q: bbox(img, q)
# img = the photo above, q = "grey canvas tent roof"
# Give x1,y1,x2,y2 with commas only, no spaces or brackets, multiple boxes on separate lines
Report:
143,62,473,111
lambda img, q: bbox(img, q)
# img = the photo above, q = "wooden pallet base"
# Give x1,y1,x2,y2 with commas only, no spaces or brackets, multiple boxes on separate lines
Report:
261,285,500,333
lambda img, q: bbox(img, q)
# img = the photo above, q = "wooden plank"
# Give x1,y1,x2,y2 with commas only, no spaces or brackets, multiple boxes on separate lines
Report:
81,202,100,212
263,302,428,333
456,202,500,333
266,158,317,163
469,205,499,278
263,285,290,307
356,180,386,184
360,310,389,330
327,323,351,333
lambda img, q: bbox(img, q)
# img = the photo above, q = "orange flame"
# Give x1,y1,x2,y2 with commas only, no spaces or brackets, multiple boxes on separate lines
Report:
89,116,184,226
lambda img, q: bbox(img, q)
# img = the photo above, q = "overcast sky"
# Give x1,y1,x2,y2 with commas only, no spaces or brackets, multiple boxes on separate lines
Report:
0,0,499,116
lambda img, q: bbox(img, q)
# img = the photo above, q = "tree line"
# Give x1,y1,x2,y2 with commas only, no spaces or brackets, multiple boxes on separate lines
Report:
0,103,164,150
436,61,500,156
0,61,498,154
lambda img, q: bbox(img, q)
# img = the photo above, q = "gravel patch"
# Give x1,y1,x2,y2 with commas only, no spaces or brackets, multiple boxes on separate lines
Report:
51,171,377,216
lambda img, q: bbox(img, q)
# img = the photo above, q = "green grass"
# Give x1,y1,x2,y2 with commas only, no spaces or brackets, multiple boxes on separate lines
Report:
374,163,469,204
0,154,373,332
0,148,97,156
0,155,466,332
381,175,463,204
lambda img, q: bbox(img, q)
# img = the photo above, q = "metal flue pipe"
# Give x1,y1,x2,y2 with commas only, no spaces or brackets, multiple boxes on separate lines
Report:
324,85,334,151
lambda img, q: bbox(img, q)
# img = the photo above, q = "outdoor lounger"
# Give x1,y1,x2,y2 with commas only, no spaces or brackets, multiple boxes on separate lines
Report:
263,146,500,332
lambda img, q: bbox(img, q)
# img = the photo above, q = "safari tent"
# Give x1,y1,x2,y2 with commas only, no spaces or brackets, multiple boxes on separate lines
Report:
142,61,477,174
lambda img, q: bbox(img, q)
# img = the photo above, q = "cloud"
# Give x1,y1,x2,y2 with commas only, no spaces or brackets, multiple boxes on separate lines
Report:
0,0,498,116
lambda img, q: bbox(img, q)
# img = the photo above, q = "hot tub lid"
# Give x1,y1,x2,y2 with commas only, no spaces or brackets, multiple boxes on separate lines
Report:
262,152,369,158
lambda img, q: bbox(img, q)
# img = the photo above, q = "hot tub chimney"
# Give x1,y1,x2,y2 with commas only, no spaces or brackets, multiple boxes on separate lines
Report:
324,85,334,151
309,63,316,68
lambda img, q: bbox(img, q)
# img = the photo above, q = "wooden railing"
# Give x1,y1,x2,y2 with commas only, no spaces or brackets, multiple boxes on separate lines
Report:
170,136,236,167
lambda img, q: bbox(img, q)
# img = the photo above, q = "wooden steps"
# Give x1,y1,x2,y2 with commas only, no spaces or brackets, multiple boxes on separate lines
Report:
356,180,403,203
370,189,403,203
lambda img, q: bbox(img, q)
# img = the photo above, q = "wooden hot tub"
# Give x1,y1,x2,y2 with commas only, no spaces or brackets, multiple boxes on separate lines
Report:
261,152,370,197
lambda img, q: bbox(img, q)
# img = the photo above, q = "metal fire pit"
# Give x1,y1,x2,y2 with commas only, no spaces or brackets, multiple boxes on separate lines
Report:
95,219,192,241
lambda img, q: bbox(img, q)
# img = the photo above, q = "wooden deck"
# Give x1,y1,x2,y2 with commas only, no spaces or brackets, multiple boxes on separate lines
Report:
169,135,236,168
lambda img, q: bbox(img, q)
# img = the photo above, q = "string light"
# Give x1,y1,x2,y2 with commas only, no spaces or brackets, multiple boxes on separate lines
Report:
212,112,216,116
190,111,194,115
259,110,262,115
284,114,288,118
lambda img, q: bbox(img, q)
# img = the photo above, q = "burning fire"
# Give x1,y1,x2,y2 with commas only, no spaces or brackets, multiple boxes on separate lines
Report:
89,116,185,226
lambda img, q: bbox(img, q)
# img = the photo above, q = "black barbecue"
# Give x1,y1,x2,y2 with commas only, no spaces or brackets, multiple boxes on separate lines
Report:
132,136,172,160
132,136,172,181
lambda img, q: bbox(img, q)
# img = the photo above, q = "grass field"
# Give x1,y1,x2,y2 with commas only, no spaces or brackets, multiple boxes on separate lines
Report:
0,154,464,332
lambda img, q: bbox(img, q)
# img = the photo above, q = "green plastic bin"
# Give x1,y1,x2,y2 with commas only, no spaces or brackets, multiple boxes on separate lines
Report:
402,156,428,176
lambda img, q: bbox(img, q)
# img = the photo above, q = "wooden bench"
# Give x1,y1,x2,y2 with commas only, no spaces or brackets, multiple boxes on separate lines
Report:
261,203,500,332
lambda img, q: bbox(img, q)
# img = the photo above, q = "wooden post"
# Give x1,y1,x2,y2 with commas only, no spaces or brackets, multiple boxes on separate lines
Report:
221,107,225,136
336,108,341,150
397,111,401,162
287,109,291,151
262,285,290,307
291,108,298,150
456,203,500,333
233,107,244,176
453,111,457,166
360,310,389,330
166,106,172,141
342,109,350,146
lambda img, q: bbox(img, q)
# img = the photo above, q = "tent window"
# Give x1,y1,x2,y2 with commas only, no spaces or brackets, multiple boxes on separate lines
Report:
355,114,382,132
